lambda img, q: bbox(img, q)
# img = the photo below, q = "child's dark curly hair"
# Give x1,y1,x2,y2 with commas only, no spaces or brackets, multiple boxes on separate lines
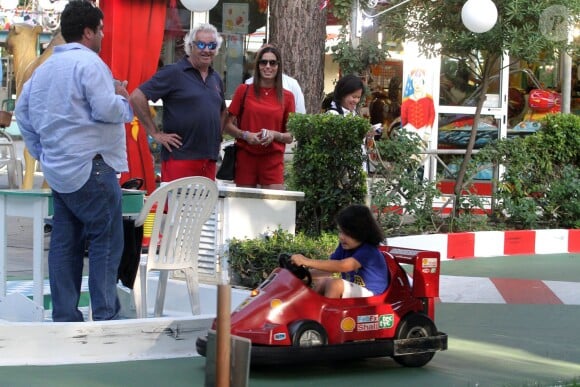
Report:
336,204,384,246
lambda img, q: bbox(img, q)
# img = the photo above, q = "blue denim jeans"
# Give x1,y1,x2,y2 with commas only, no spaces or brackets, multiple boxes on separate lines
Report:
49,158,123,322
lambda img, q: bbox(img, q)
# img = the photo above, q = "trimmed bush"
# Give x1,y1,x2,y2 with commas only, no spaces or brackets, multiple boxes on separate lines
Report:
287,113,370,236
228,229,338,288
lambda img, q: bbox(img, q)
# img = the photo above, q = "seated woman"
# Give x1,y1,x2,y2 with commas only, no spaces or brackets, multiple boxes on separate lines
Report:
323,74,364,116
291,204,389,298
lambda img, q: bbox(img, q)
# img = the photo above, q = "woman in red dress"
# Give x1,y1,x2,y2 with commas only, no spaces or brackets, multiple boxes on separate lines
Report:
224,45,295,189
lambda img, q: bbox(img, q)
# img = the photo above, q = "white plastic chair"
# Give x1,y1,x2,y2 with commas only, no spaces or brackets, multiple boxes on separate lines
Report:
0,129,22,188
132,176,218,318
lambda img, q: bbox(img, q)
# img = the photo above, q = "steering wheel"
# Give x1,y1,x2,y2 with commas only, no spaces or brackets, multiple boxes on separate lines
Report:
278,253,312,286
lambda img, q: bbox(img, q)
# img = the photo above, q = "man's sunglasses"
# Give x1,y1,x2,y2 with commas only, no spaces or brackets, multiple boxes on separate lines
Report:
192,41,218,50
258,59,279,67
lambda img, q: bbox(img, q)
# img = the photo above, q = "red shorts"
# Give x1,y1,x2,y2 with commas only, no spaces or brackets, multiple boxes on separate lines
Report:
161,158,216,182
234,147,284,186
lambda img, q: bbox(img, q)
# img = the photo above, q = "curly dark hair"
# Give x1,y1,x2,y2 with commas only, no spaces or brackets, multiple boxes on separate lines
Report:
61,0,103,43
336,204,384,246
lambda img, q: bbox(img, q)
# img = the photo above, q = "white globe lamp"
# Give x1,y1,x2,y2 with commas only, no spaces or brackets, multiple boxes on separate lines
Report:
180,0,219,12
461,0,498,33
39,0,55,11
54,0,68,13
0,0,19,10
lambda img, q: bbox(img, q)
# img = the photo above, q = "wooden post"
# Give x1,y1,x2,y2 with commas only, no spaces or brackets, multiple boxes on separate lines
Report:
216,284,231,387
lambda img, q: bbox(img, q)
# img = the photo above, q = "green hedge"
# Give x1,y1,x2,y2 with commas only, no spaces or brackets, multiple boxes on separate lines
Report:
474,113,580,229
228,229,338,288
287,113,370,235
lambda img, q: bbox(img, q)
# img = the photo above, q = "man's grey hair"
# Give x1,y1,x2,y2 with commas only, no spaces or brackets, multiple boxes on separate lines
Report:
184,23,223,55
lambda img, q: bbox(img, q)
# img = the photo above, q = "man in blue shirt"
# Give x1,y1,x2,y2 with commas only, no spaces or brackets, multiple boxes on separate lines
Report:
15,0,133,322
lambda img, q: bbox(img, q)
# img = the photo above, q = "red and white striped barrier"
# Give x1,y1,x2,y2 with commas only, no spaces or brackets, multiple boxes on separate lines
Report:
438,276,580,305
386,229,579,260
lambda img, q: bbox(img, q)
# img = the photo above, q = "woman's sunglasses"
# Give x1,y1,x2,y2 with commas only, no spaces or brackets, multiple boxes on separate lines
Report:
258,59,279,67
192,41,218,50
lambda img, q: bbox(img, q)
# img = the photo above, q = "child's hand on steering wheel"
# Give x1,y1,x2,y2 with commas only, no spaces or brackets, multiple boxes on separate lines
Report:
290,253,308,267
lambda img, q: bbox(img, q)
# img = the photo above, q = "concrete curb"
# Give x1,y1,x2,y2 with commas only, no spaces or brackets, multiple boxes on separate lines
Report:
386,229,579,261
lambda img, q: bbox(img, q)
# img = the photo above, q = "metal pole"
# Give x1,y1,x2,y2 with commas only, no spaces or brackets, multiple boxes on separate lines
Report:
265,1,270,44
351,0,360,48
561,49,572,114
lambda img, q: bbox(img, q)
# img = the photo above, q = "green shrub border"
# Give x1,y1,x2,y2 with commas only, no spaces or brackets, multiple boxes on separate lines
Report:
228,228,338,288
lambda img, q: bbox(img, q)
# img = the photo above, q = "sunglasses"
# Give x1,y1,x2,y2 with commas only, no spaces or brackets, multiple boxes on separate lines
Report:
258,59,279,67
192,41,218,50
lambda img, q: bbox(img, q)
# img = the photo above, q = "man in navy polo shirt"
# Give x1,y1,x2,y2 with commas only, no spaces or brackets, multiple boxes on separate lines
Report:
130,23,226,181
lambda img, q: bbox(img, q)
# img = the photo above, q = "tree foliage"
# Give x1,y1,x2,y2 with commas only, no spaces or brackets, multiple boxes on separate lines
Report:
330,0,378,24
384,0,579,61
329,28,391,76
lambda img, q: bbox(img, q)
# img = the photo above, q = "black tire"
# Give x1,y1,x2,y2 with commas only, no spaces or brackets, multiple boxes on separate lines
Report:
289,320,327,347
393,313,437,367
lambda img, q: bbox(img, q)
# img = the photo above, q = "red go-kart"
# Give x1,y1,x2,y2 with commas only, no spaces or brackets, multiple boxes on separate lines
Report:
196,246,448,367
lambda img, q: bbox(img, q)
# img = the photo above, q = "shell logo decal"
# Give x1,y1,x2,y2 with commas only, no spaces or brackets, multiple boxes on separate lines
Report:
340,317,356,332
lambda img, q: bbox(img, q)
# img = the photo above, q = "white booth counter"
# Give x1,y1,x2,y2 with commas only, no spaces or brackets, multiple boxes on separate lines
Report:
218,184,304,238
197,183,305,283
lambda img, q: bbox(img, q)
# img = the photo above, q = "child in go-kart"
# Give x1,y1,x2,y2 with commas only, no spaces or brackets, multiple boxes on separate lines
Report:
290,204,389,298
